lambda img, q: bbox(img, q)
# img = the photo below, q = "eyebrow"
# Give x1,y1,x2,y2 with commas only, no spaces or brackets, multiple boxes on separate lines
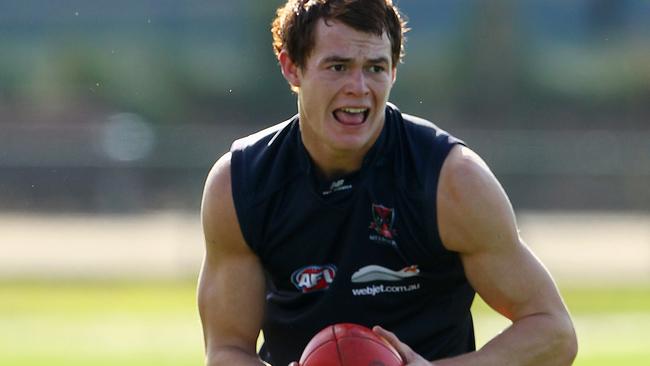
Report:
321,56,352,64
320,55,390,65
367,57,391,65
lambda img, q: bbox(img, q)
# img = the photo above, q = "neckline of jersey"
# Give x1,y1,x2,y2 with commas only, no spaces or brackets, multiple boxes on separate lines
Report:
292,105,396,209
295,105,394,180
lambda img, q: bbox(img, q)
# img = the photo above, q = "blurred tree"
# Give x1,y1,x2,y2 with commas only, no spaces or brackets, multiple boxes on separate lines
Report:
450,0,524,127
587,0,630,37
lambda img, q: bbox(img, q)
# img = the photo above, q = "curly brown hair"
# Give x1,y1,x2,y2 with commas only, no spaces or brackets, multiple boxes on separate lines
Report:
271,0,408,69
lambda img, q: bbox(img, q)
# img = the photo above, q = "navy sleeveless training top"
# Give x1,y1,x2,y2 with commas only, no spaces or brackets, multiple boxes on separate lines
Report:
230,104,475,365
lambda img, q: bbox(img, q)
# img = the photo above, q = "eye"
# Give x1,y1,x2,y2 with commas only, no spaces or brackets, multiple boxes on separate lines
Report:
328,64,345,72
368,65,385,73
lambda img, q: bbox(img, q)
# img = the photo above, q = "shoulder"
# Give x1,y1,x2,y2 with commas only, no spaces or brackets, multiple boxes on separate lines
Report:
391,105,463,147
390,107,465,172
202,152,257,259
439,146,494,191
231,117,295,152
203,152,232,205
386,106,465,193
400,112,447,134
437,145,519,254
202,153,235,245
230,116,302,202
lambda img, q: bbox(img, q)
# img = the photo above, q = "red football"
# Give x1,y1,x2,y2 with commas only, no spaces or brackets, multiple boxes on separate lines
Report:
299,323,404,366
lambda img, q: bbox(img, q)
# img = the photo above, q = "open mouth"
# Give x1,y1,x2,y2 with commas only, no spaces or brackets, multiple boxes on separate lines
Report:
333,107,369,126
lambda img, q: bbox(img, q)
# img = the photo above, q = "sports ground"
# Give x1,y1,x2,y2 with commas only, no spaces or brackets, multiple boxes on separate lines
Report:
1,211,649,365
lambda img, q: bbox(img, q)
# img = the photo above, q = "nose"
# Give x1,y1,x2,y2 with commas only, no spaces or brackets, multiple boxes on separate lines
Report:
344,68,370,96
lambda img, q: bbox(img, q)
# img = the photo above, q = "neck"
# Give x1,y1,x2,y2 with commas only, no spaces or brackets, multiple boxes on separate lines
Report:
299,122,384,181
307,148,364,180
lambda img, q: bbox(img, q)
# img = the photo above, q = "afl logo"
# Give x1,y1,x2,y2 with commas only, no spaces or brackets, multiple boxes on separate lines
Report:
291,265,337,293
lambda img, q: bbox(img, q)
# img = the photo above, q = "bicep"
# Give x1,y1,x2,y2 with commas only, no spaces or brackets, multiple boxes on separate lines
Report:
438,146,565,321
198,153,266,354
198,247,266,353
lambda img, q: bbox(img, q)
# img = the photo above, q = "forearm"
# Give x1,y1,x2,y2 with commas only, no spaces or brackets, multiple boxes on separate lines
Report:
206,345,269,366
433,313,577,366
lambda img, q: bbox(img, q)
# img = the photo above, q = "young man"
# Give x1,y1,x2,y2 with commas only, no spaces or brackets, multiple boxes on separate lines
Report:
198,1,578,365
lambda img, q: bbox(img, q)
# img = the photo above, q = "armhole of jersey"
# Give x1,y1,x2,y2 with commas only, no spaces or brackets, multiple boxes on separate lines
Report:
425,137,465,254
227,118,299,258
229,147,260,255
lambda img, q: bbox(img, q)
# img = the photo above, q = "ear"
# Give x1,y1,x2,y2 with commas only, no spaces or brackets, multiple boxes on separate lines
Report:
279,50,301,89
391,66,397,85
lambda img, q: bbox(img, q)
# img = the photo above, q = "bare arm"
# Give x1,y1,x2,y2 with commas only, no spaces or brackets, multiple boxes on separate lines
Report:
378,145,577,365
197,153,268,366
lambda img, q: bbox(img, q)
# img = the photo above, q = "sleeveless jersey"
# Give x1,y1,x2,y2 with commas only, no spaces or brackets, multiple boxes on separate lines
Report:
230,104,476,365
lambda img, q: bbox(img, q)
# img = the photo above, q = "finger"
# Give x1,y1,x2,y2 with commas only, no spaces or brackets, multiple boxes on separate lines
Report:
372,325,408,354
373,325,395,341
288,362,299,366
372,326,415,359
373,325,401,346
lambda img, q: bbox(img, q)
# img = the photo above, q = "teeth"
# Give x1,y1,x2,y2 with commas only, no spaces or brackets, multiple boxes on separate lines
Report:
341,108,367,114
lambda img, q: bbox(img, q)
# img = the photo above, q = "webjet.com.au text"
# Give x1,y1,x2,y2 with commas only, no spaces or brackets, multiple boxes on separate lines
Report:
351,283,421,296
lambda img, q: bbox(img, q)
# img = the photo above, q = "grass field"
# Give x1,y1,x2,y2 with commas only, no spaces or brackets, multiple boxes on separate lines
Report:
2,280,649,365
2,211,647,364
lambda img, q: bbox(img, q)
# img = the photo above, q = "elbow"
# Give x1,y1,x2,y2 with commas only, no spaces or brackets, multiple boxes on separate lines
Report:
564,326,578,364
553,316,578,365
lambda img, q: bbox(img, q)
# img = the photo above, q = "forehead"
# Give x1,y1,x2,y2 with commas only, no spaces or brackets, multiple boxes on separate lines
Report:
310,18,392,62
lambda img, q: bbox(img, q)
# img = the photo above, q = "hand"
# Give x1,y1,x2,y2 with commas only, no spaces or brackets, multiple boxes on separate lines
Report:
288,327,431,366
373,326,432,366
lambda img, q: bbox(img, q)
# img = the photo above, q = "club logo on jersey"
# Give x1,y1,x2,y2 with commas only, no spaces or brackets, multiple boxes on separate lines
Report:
351,265,420,283
369,204,397,245
291,265,337,293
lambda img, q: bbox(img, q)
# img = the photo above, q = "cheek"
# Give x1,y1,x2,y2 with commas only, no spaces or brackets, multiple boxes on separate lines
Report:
370,86,391,105
369,75,393,91
307,88,337,112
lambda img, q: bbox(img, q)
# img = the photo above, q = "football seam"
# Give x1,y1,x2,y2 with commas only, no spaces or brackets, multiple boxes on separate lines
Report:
333,326,345,366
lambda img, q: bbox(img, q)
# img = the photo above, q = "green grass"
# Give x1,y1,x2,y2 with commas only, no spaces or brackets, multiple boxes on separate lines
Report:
1,281,648,365
0,280,204,366
472,285,650,366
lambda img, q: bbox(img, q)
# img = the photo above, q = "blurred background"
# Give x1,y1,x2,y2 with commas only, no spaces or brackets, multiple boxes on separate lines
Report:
1,0,648,365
